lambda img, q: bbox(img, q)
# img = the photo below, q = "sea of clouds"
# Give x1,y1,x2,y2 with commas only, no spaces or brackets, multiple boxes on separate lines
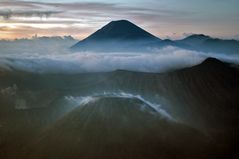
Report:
0,40,238,74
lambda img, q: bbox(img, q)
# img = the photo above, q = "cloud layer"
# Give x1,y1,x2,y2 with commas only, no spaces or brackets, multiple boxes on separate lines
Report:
0,45,207,73
1,35,238,74
0,10,61,20
1,36,239,74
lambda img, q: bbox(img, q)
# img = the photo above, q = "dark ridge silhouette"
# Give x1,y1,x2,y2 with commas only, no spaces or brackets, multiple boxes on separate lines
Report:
197,57,228,68
178,34,239,54
177,34,211,45
202,38,239,54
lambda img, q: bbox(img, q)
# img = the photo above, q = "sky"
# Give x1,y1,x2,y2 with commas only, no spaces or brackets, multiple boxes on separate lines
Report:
0,0,239,40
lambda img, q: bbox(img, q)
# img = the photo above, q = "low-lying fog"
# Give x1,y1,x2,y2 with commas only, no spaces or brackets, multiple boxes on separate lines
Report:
0,38,238,73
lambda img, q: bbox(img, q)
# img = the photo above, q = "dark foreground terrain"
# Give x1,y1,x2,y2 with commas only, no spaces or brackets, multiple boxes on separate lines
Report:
0,58,239,159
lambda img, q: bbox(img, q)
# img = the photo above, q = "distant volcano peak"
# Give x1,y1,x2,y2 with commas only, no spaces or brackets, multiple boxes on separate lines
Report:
83,19,160,41
71,19,161,52
107,19,133,25
196,57,232,71
187,34,211,39
201,57,226,65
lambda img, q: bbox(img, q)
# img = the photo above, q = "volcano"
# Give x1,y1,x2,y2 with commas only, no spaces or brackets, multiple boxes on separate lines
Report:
21,96,210,159
71,20,161,52
79,20,159,41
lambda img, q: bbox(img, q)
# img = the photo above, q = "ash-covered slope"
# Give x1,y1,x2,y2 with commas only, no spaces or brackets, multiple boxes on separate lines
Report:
22,97,210,159
105,58,239,129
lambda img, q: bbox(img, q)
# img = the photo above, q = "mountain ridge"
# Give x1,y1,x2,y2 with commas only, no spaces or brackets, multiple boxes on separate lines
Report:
71,20,239,54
